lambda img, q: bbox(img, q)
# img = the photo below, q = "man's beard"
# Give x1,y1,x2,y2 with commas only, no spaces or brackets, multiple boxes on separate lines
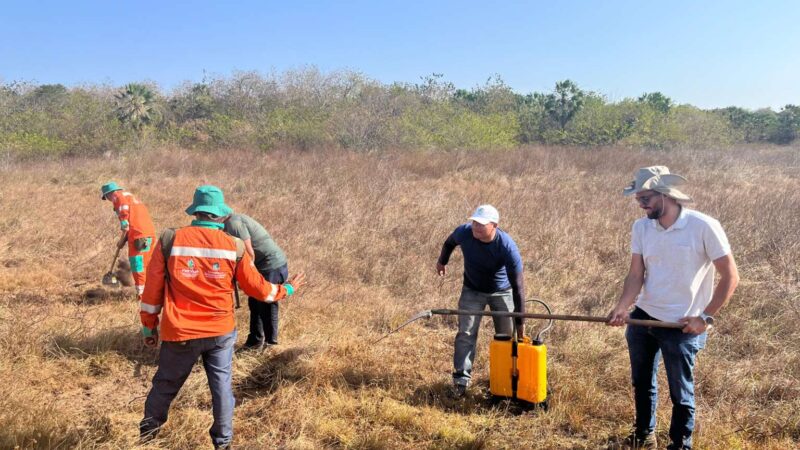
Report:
646,205,662,220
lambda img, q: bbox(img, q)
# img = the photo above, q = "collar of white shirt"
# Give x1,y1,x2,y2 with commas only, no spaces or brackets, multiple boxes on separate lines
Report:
651,206,689,232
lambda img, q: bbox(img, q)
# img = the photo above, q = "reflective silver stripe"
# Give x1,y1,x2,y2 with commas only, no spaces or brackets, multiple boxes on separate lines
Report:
122,192,133,196
140,302,162,314
119,205,130,210
264,284,279,302
170,246,237,260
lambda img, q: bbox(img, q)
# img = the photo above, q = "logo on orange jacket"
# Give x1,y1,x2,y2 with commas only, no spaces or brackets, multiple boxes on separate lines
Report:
181,258,199,278
205,261,226,279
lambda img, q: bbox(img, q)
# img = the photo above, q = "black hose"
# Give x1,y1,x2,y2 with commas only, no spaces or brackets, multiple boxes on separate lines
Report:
526,298,553,343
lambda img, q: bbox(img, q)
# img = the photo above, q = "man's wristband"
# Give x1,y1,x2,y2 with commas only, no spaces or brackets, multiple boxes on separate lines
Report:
283,283,295,296
142,326,155,337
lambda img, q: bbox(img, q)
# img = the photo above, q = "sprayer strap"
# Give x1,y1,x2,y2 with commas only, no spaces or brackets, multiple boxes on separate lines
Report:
159,228,176,282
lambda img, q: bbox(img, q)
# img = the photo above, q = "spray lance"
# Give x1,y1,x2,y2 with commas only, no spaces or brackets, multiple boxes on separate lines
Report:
374,304,683,344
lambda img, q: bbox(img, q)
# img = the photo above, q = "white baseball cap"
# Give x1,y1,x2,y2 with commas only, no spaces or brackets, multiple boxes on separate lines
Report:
468,204,499,225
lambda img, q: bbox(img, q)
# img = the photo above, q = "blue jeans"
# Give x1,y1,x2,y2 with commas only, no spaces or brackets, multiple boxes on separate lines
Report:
140,330,237,448
453,286,514,386
246,264,288,346
626,308,706,449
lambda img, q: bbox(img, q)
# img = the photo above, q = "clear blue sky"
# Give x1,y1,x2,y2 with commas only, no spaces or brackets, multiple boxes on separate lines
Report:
1,1,798,110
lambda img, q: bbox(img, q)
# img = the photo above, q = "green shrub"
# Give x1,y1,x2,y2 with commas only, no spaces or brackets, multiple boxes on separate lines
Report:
0,131,69,158
397,103,518,149
168,114,256,150
258,107,331,150
670,105,736,148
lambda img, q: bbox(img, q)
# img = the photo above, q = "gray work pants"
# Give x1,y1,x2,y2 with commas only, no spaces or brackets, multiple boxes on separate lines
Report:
452,286,514,386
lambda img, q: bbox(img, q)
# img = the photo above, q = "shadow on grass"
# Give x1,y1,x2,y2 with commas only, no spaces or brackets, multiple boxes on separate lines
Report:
79,286,134,305
234,346,307,398
46,326,158,369
405,380,546,417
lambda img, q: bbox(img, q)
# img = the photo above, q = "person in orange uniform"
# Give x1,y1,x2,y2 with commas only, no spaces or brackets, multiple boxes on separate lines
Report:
138,185,306,450
100,181,156,298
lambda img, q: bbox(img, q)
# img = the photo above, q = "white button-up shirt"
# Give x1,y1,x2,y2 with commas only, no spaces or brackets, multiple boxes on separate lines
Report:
631,208,731,322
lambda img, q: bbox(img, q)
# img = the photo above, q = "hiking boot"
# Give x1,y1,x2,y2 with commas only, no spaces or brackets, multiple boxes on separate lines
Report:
610,431,657,449
238,340,264,352
452,384,467,398
139,427,160,444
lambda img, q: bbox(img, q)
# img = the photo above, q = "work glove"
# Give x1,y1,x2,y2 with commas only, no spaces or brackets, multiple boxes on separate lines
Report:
142,326,159,348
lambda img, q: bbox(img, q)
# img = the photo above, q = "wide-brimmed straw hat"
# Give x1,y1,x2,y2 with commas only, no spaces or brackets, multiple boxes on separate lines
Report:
622,166,693,203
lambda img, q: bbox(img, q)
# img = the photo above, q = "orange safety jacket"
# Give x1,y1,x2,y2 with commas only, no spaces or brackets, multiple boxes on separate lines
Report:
140,221,292,341
111,191,156,240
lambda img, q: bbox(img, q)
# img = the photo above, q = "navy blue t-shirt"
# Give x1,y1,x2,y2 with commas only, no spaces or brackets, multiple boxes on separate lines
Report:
438,224,524,295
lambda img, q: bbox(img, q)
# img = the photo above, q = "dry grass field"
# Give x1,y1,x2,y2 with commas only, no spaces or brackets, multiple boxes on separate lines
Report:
0,145,798,449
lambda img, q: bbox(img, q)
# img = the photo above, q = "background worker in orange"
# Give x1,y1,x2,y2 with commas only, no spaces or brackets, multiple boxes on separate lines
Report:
100,181,156,298
138,185,306,450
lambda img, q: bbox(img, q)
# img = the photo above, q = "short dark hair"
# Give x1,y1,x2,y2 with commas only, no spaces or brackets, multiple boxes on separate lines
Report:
195,212,223,222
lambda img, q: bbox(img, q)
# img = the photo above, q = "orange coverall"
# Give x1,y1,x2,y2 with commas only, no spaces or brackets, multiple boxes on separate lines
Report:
111,191,156,297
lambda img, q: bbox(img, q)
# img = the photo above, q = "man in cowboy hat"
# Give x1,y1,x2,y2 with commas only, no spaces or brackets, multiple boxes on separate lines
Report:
436,204,526,397
100,181,156,299
607,166,739,449
138,185,306,449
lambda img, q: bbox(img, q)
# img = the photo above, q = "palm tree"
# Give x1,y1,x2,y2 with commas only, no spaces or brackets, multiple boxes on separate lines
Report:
115,83,161,130
545,80,585,129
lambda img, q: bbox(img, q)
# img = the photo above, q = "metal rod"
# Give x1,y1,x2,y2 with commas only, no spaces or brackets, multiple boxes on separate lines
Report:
430,309,685,329
372,310,433,344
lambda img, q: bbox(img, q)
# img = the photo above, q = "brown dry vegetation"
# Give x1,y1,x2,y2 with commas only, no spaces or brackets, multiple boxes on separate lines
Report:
0,145,798,449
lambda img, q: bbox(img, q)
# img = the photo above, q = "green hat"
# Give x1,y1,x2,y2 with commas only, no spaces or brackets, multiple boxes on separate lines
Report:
185,185,233,217
100,181,123,200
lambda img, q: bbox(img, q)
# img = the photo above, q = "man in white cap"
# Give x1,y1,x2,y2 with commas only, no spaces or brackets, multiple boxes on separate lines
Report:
436,204,526,397
608,166,739,450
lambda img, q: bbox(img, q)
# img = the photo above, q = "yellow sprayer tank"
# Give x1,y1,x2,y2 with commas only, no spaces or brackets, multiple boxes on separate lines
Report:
489,335,515,397
517,339,547,403
489,334,547,406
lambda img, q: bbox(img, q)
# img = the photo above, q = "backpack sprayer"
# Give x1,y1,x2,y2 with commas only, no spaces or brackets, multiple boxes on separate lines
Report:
376,300,683,407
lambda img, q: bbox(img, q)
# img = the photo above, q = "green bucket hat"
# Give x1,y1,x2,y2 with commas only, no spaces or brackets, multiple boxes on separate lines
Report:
185,185,233,217
100,181,123,200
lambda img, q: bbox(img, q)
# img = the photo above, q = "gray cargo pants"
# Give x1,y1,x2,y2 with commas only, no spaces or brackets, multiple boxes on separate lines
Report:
452,286,514,387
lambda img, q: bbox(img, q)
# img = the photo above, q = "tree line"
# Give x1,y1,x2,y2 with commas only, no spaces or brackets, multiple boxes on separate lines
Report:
1,68,798,159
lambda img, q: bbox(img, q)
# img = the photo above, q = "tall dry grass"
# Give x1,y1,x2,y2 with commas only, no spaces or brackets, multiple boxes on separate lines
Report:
0,145,798,449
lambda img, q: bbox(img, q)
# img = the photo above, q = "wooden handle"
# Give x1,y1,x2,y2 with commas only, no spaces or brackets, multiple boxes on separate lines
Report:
108,245,122,273
429,309,684,329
